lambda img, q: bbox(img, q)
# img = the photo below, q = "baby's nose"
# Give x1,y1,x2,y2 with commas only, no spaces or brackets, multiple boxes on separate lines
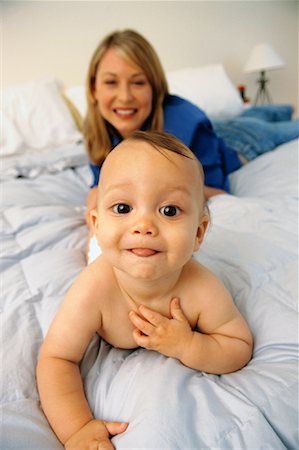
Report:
131,216,158,236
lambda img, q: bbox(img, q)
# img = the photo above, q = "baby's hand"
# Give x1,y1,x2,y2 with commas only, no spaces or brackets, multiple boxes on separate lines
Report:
64,419,128,450
129,297,193,360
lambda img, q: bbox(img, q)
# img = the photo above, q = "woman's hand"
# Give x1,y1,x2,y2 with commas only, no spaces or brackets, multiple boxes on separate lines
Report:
65,419,128,450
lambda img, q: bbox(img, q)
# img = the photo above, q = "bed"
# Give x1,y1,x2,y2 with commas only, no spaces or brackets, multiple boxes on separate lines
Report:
1,68,298,449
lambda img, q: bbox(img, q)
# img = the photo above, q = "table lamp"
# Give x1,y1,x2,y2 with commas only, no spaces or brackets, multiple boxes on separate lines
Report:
243,43,285,105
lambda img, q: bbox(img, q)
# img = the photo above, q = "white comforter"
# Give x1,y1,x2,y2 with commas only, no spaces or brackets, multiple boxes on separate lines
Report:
1,139,298,449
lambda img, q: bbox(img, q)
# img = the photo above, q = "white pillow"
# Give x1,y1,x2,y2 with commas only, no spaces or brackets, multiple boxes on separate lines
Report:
166,64,244,120
1,78,82,154
0,111,24,156
64,86,87,118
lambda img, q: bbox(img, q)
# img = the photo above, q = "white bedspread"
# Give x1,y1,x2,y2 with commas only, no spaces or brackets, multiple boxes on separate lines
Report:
1,139,298,449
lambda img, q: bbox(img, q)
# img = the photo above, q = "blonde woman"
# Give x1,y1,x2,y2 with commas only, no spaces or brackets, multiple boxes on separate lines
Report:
83,29,241,227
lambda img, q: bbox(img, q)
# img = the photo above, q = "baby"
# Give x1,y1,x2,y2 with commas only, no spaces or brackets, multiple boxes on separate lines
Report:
37,131,253,450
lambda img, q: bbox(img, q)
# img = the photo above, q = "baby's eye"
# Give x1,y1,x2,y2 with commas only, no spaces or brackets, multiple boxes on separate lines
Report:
112,203,132,214
159,205,181,217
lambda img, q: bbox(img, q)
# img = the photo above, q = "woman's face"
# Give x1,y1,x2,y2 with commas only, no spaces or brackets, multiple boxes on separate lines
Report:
93,48,153,138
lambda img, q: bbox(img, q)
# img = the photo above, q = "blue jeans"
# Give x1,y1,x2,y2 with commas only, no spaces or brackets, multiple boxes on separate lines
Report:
212,105,299,161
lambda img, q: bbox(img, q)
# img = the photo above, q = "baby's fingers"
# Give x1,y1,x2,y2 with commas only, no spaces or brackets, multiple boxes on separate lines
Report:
96,440,113,450
170,297,188,322
104,421,128,436
129,311,155,336
138,304,166,327
96,422,128,450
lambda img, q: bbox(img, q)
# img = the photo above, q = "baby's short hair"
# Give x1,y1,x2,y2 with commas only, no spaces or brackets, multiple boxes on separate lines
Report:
125,130,205,181
127,130,195,159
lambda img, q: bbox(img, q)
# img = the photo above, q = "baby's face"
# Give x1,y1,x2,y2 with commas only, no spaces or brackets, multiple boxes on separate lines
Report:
94,140,208,280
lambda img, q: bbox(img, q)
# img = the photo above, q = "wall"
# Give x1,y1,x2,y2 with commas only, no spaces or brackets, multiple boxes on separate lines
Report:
1,0,298,111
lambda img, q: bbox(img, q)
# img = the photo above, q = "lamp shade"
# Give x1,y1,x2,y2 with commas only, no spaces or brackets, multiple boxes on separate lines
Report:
244,43,285,73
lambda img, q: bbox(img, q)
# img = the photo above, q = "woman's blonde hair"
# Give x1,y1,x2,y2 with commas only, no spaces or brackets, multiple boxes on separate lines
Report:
83,29,169,165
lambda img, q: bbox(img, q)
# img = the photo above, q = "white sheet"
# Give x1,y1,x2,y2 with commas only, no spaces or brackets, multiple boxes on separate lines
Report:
0,142,87,181
1,139,298,449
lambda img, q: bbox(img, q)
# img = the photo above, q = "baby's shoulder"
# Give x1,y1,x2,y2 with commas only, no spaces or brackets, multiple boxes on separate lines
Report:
182,258,227,293
74,256,116,299
183,258,214,280
87,254,112,276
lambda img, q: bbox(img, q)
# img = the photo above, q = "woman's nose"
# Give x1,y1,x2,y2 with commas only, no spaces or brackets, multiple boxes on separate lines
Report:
118,82,133,102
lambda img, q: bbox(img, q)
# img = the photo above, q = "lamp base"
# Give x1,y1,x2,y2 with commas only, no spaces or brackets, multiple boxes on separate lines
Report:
254,71,272,105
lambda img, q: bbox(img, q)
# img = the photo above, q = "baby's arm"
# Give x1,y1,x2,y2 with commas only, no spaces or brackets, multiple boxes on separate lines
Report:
129,274,253,374
36,268,127,448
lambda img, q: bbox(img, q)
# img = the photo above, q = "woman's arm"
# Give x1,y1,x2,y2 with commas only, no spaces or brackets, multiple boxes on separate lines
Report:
204,185,226,200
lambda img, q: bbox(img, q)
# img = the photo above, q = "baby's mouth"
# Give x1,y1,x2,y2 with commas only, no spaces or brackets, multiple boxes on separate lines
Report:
130,248,158,257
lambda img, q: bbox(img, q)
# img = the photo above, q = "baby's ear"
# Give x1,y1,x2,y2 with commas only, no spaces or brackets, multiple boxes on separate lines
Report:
90,209,99,233
194,214,209,251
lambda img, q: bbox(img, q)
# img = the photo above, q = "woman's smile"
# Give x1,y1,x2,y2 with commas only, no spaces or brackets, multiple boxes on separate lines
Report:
113,108,138,120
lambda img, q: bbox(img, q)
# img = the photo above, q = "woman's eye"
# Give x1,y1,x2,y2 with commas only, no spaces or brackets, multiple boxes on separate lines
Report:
132,80,146,86
104,80,116,85
159,205,181,217
112,203,132,214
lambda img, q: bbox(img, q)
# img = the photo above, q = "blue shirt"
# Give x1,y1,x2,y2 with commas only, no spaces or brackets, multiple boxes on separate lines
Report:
89,95,241,191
